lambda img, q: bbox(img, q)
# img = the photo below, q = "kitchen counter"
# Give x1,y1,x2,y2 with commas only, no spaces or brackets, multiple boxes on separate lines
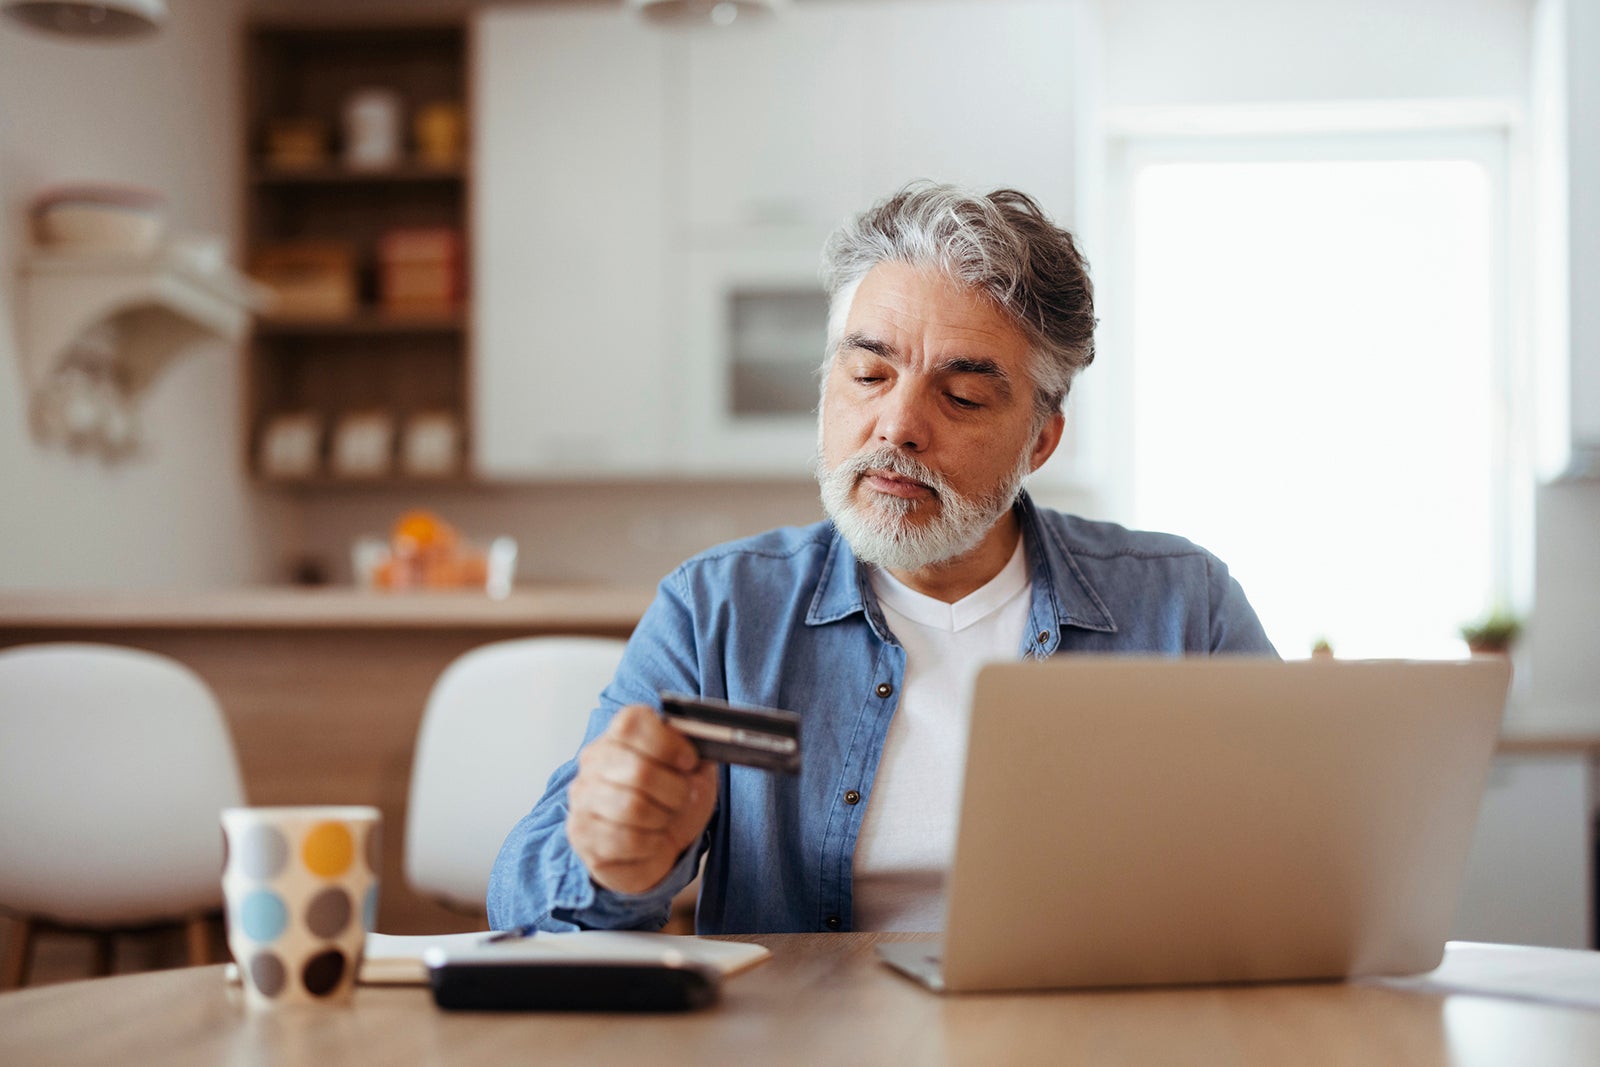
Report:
0,586,655,631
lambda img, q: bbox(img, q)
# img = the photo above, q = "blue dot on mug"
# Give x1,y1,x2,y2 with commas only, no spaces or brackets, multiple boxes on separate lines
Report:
240,889,289,943
363,885,379,932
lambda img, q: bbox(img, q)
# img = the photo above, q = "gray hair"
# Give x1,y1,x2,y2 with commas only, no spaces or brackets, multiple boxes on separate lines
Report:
819,181,1096,423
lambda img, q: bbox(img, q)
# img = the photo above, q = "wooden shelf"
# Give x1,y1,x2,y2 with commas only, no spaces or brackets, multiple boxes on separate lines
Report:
251,164,466,186
256,310,465,336
257,474,475,490
243,17,471,482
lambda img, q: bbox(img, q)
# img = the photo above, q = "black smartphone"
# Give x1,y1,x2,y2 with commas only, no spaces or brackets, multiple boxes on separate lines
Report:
427,957,721,1012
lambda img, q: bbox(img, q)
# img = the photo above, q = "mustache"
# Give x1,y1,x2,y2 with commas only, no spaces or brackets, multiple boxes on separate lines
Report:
829,446,947,498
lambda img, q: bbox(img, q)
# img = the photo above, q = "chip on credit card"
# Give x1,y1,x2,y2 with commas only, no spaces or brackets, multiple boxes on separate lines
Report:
658,693,801,775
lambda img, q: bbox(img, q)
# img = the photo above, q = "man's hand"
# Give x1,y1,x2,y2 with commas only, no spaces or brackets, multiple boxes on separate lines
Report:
565,704,718,896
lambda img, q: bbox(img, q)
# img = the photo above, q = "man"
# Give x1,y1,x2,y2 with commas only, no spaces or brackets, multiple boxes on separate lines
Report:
487,182,1276,935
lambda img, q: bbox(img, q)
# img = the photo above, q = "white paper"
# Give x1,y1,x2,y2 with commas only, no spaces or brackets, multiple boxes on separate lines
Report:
1366,941,1600,1011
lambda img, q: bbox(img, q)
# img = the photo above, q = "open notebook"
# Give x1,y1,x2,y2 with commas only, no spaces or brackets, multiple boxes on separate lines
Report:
224,931,771,986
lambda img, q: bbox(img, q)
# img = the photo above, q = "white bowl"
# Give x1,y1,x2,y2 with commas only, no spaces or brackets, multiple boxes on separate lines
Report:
34,202,166,254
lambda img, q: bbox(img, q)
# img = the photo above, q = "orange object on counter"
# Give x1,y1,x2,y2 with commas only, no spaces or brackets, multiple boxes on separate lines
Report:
369,511,489,591
392,510,456,553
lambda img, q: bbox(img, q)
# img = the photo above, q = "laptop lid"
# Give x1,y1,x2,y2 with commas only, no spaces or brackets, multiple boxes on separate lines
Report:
935,657,1510,993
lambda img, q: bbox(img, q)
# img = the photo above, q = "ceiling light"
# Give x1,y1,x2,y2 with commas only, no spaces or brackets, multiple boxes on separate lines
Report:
2,0,166,39
626,0,785,26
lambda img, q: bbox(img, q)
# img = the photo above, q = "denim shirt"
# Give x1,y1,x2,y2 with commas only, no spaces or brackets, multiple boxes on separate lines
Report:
486,492,1277,935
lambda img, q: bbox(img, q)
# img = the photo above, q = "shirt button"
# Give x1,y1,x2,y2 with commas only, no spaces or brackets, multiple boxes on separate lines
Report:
844,789,861,805
875,682,893,698
825,916,842,931
1038,631,1050,643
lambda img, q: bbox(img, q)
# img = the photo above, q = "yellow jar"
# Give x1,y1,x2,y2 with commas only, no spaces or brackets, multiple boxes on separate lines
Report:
414,102,465,168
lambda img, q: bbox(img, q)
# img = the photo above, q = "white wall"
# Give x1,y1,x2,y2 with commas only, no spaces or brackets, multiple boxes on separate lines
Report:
0,0,282,588
289,481,825,587
1100,0,1530,106
1523,0,1600,726
1563,0,1600,450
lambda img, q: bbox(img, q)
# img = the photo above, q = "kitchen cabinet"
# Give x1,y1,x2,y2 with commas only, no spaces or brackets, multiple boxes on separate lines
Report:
1536,0,1600,479
670,0,1081,477
1567,0,1600,472
472,8,670,479
473,0,1085,479
243,19,471,485
680,1,1076,237
679,8,868,236
1451,752,1594,949
853,2,1077,208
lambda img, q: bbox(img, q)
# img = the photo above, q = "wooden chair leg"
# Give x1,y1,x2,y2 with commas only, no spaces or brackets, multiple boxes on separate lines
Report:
2,917,35,990
91,933,115,977
184,915,212,967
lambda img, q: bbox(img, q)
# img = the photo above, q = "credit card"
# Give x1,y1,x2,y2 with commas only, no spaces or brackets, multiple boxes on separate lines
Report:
658,692,801,775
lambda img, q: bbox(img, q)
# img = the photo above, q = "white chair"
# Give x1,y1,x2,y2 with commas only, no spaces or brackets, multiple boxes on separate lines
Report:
0,642,246,989
404,636,627,914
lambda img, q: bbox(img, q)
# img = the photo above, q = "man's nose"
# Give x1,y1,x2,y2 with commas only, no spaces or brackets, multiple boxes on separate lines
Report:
875,384,932,452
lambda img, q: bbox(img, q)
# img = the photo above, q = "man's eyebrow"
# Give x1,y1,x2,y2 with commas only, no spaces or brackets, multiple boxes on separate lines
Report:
840,332,898,360
939,356,1014,399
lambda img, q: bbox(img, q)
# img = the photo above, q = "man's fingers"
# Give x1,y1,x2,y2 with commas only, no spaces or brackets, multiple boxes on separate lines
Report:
565,704,719,896
607,704,700,772
665,762,720,848
567,774,676,831
577,736,692,813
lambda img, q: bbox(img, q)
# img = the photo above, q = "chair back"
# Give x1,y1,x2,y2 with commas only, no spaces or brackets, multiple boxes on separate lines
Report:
404,636,626,911
0,642,246,925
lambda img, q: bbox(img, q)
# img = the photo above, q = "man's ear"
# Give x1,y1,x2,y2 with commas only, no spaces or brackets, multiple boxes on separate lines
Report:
1029,410,1066,473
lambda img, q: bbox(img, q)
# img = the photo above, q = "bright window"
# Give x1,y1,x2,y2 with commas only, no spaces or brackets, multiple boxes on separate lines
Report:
1118,134,1515,658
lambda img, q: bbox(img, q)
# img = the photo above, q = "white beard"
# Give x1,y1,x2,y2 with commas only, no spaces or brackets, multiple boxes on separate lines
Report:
815,441,1034,572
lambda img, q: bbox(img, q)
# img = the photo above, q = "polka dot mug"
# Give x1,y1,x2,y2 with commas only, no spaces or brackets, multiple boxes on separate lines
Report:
221,806,381,1009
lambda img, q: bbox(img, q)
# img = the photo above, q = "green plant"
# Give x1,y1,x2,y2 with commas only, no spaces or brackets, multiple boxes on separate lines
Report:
1459,610,1523,653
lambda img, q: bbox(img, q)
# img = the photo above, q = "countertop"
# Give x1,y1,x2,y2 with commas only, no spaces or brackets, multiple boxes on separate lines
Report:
0,586,656,630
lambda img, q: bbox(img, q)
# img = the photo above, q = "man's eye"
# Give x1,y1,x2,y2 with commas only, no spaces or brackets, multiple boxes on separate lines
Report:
948,394,981,410
853,376,883,386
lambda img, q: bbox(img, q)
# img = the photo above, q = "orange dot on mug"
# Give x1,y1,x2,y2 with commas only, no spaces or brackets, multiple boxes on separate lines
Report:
302,822,354,877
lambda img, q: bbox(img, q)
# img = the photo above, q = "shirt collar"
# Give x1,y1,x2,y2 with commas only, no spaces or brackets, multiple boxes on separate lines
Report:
805,491,1119,644
1015,491,1117,655
806,528,893,640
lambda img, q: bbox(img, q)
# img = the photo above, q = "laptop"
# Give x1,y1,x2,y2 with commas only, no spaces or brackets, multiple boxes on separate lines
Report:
877,656,1511,993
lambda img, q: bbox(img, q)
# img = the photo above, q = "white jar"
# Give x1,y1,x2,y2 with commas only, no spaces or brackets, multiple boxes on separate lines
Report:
343,88,403,169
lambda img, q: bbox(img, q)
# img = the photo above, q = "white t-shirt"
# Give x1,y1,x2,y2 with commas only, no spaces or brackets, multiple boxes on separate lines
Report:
851,537,1032,931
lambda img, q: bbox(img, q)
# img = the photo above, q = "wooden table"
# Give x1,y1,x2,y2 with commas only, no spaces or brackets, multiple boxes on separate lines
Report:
4,934,1600,1066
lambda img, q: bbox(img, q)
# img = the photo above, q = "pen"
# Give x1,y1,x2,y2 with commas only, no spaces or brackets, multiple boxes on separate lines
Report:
484,924,539,944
